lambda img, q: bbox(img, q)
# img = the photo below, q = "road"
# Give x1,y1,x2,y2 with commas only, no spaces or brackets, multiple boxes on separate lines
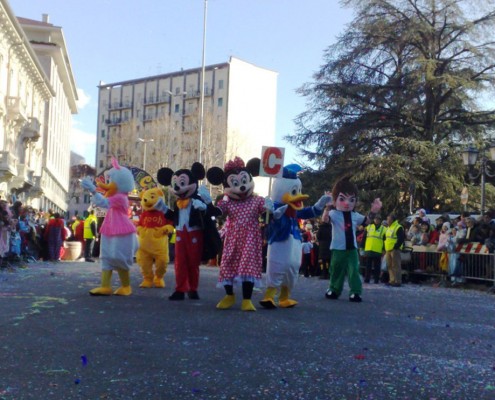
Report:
0,260,494,399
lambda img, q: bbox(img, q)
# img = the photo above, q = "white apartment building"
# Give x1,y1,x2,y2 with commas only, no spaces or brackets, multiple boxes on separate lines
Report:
18,14,78,213
96,56,277,196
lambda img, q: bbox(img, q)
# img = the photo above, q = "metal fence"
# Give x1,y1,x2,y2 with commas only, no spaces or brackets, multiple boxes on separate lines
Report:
401,242,495,284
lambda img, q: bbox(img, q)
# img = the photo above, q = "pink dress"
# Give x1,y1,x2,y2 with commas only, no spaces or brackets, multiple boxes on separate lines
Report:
100,193,136,236
216,195,265,285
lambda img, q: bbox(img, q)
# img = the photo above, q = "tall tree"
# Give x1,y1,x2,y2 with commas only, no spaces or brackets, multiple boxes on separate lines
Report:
287,0,495,214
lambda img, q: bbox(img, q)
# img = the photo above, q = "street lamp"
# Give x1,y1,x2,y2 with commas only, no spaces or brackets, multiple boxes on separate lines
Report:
462,143,495,214
137,137,154,171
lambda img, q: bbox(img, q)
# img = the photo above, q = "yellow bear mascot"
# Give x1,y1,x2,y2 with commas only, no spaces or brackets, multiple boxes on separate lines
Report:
136,187,174,288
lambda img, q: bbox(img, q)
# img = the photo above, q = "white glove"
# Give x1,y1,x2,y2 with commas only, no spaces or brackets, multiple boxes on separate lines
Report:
80,177,97,194
314,195,332,211
264,197,274,212
192,199,207,211
222,195,230,202
273,204,288,220
153,197,169,213
197,185,212,204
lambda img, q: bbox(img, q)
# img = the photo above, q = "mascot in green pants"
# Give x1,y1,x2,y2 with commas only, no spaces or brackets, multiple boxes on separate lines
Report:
325,178,382,302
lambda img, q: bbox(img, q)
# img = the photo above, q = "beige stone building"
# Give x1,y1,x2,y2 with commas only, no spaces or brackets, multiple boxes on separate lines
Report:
0,0,77,213
96,56,277,196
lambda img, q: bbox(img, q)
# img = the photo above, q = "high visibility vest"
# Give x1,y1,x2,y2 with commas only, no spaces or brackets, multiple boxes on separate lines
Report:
84,215,97,239
364,224,385,253
384,221,402,251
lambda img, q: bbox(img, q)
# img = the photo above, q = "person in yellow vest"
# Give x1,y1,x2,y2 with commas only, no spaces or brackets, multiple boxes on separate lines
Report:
363,215,385,284
83,210,98,262
384,213,405,287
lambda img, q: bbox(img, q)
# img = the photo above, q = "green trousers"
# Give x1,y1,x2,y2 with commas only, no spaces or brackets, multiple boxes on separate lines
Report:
329,249,362,296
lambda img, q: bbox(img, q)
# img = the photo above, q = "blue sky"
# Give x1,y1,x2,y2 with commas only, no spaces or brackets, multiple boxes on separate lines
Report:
8,0,354,167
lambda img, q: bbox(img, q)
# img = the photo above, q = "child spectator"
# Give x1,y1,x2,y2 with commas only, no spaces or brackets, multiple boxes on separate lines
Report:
300,236,313,277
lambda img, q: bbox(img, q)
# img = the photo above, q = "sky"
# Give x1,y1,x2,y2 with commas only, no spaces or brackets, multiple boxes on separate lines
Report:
7,0,354,168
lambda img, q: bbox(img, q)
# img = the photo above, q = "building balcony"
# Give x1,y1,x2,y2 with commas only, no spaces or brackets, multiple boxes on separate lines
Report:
6,96,28,125
185,88,213,98
11,163,34,188
0,151,18,181
29,175,43,197
144,95,170,105
108,101,133,110
22,117,41,142
105,117,122,125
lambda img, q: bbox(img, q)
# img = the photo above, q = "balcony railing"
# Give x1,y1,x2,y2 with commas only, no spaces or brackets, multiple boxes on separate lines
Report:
144,95,171,105
0,151,18,180
6,96,28,124
108,101,133,110
22,117,41,142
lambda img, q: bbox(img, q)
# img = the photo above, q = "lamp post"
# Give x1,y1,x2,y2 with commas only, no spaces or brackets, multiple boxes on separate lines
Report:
137,137,154,171
198,0,208,164
461,144,495,215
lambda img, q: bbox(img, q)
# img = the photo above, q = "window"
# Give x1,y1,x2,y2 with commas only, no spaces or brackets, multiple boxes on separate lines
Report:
217,98,223,107
175,87,180,95
84,194,91,203
100,144,104,153
101,130,105,138
99,160,104,168
175,104,180,113
218,80,224,89
101,114,105,122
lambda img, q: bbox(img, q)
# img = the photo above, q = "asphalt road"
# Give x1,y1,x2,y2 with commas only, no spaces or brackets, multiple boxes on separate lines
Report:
1,260,495,400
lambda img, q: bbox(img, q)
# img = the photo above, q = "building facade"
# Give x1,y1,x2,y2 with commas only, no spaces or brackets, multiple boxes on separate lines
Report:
96,57,277,196
0,1,77,214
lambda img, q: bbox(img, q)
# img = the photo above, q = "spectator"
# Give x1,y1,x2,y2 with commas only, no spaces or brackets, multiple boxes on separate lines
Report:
384,213,405,287
419,221,430,245
417,208,429,223
428,216,445,245
316,209,332,280
363,215,385,284
83,210,98,262
300,235,313,277
44,212,66,261
408,224,422,245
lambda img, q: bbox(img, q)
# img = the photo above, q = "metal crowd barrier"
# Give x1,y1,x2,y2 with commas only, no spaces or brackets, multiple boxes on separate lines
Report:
402,242,495,284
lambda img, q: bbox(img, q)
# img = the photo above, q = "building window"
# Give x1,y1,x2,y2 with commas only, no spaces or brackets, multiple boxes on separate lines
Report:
100,144,104,153
101,130,105,138
84,194,91,203
218,80,224,90
75,197,79,204
175,87,180,95
99,160,104,168
175,104,180,113
101,114,105,122
217,98,223,107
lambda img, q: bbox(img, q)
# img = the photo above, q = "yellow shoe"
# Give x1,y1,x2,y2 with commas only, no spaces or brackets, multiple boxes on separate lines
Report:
153,276,165,288
114,286,132,296
259,287,278,309
279,299,298,308
89,286,113,296
279,286,298,308
241,299,257,312
139,279,153,288
89,270,113,296
216,295,235,309
114,270,132,296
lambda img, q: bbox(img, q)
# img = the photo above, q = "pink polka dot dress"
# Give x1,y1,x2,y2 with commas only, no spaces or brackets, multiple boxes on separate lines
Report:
216,195,265,285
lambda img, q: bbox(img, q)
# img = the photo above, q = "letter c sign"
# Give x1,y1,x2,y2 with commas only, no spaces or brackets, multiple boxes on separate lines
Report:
260,146,285,177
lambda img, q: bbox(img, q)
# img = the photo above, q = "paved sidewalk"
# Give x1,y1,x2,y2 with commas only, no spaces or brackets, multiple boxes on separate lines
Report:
0,260,494,399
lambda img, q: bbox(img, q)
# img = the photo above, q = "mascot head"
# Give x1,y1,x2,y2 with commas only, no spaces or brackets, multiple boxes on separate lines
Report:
206,157,260,201
332,177,358,212
156,162,205,199
271,164,309,211
98,157,135,198
139,187,165,211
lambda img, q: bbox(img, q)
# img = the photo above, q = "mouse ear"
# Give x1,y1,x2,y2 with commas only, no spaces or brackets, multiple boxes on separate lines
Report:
191,162,205,181
246,158,261,177
157,168,174,186
206,167,224,186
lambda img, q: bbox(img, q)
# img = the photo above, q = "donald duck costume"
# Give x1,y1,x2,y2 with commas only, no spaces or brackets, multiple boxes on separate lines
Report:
260,164,330,309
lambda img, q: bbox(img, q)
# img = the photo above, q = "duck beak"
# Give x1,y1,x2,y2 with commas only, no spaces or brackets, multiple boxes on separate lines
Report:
281,193,309,210
97,181,118,198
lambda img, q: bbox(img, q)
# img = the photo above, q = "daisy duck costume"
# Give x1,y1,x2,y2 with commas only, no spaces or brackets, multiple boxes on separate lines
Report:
81,158,139,296
156,162,220,301
325,177,381,303
260,164,331,309
206,157,273,312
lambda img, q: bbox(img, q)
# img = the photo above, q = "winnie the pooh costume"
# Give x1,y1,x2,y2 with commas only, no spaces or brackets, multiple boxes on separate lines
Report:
136,187,174,288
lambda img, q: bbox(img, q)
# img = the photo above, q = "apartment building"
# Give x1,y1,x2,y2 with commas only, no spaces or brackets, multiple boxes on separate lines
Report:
18,13,78,213
96,56,277,196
